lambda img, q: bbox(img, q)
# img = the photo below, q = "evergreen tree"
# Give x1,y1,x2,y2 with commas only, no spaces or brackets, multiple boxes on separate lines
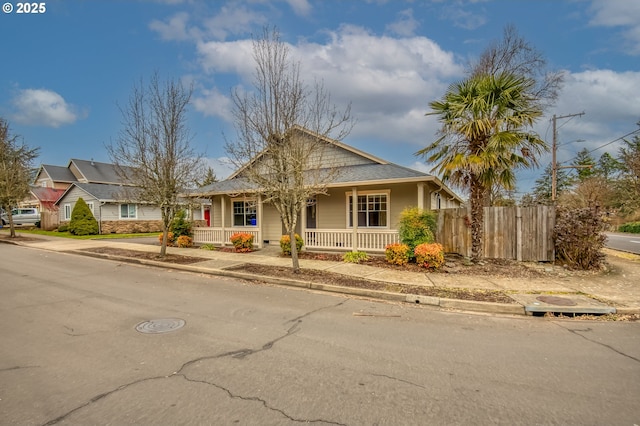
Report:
69,197,99,235
595,152,620,181
571,148,595,182
199,166,217,187
532,163,571,204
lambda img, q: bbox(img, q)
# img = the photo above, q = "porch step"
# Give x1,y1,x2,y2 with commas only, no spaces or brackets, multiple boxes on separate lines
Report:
509,293,616,315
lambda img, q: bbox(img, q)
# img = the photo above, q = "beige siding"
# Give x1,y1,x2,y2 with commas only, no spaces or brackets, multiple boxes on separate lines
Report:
58,186,99,220
318,183,422,229
211,195,222,227
262,203,283,243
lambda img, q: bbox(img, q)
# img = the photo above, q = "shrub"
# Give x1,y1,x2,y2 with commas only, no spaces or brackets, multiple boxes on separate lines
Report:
230,232,254,253
176,235,193,248
618,222,640,233
343,251,369,263
280,234,304,255
414,242,445,269
57,224,69,233
159,231,175,246
553,206,607,270
385,243,410,265
170,210,192,237
68,197,99,236
199,243,217,251
398,207,436,257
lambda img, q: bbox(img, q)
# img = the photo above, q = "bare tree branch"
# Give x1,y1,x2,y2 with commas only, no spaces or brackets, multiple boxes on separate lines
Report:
225,26,354,272
108,72,205,256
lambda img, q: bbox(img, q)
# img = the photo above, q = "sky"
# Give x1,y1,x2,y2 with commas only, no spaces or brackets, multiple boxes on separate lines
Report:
1,0,639,198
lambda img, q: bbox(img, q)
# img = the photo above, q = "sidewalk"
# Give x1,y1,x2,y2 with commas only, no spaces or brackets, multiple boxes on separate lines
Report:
2,232,639,316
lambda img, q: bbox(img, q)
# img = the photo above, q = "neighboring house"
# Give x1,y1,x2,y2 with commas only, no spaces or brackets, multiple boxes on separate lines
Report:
55,183,164,234
18,186,66,230
190,126,463,252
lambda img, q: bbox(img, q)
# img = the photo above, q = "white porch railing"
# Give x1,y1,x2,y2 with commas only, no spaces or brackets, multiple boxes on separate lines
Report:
304,229,399,252
193,227,262,248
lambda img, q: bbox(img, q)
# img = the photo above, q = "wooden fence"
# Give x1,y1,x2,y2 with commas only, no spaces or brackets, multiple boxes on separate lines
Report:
435,205,555,262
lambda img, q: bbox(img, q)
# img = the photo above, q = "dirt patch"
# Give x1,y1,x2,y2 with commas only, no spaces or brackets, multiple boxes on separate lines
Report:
226,263,516,303
82,246,206,265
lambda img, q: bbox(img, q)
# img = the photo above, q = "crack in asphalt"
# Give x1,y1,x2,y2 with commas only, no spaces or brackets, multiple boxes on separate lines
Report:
41,301,347,426
176,374,347,425
0,365,39,372
554,323,640,363
370,372,427,390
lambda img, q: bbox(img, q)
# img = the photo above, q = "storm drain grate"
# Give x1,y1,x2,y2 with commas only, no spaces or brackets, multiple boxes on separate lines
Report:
536,295,577,306
135,318,186,334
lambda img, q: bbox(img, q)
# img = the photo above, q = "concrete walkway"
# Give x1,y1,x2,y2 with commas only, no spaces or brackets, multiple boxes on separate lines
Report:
2,232,639,316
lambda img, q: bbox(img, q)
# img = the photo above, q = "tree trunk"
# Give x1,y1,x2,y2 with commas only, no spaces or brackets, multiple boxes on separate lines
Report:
470,178,485,262
289,227,300,273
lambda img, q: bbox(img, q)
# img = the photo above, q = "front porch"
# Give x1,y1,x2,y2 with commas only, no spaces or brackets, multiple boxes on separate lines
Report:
193,227,400,252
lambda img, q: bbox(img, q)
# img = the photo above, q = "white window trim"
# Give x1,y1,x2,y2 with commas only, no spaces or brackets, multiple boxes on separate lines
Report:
86,201,94,215
64,203,71,221
231,198,258,227
119,203,137,219
345,190,391,229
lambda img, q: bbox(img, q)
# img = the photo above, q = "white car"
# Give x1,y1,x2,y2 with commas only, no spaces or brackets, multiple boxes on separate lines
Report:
1,208,41,227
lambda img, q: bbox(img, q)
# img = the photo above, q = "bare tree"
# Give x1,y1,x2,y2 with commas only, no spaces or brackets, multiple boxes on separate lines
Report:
469,24,564,108
226,27,353,272
0,118,39,238
108,73,205,256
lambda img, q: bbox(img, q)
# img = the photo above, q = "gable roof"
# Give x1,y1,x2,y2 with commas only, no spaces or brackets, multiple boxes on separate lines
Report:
192,126,463,203
55,183,138,204
227,125,388,180
35,164,77,184
68,159,134,185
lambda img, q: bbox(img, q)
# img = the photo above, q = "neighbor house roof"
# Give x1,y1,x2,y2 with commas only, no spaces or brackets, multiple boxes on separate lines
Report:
36,164,78,183
68,159,136,185
30,186,66,210
55,183,139,205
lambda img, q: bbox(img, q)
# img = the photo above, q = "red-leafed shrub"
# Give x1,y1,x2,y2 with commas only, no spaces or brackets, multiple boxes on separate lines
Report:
385,243,410,265
414,242,445,269
176,235,193,248
230,232,254,253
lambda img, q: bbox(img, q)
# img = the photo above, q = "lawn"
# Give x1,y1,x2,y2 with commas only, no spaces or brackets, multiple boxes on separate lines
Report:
0,228,160,240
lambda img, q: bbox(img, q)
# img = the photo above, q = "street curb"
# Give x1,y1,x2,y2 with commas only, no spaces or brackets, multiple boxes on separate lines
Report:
68,250,525,315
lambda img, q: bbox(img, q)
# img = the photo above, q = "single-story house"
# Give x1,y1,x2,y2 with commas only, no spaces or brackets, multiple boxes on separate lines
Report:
190,126,463,252
55,183,164,234
55,182,209,234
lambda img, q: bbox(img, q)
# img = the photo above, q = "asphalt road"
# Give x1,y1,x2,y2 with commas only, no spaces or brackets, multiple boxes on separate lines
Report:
1,244,639,425
605,232,640,254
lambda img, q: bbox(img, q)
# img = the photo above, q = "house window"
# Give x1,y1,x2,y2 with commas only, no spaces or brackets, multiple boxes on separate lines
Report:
120,204,137,219
347,193,388,227
64,204,71,221
233,200,257,226
86,202,94,215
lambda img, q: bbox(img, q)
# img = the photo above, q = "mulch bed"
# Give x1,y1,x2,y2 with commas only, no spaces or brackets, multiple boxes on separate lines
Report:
82,246,206,265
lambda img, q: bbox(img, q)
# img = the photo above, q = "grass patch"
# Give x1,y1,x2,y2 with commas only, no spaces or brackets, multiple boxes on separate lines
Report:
0,228,160,240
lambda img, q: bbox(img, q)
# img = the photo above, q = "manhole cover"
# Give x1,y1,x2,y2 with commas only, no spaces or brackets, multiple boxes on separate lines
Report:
135,318,186,334
536,295,577,306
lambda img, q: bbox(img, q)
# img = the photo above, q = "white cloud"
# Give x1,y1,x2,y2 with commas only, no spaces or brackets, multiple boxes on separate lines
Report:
12,89,81,128
192,87,234,121
439,3,487,30
386,8,420,37
588,0,640,55
149,12,193,41
286,0,312,17
202,6,267,41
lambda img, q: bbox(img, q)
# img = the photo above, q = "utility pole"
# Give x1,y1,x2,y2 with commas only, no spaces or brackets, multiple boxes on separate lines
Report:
551,112,585,202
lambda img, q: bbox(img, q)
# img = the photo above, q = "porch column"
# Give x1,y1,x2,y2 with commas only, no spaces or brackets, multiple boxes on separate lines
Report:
221,196,226,244
257,194,263,248
300,198,307,251
417,182,425,210
351,187,358,252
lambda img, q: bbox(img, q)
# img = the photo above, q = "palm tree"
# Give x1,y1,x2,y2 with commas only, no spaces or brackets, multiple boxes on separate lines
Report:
417,72,547,260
